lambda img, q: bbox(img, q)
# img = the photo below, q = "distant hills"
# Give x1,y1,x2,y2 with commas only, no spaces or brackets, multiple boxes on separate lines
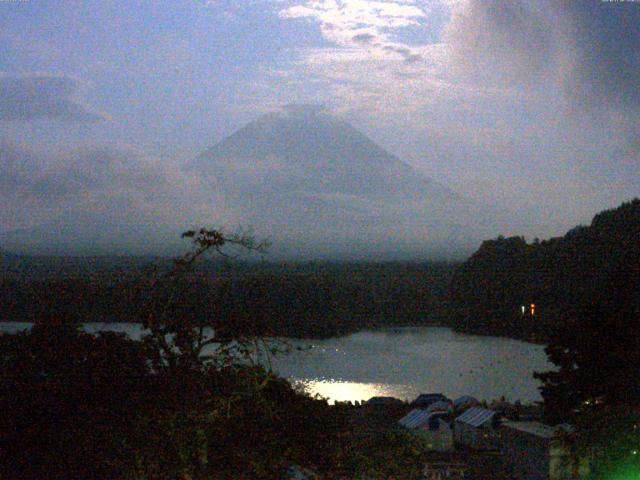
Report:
2,105,509,259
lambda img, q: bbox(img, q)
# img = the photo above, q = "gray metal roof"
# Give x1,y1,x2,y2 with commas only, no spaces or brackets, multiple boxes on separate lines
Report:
398,409,435,429
455,407,495,427
399,409,450,431
426,400,453,413
453,395,479,407
501,421,558,439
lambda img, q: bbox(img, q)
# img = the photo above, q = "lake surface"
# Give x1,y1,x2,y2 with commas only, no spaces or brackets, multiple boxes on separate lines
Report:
0,323,552,404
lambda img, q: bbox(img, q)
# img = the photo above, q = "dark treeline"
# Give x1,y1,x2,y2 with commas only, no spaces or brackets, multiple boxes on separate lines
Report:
3,199,637,342
0,258,457,338
447,198,640,342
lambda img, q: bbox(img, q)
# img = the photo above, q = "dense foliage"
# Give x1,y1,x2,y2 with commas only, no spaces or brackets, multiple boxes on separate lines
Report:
0,325,154,479
0,323,356,479
447,198,640,343
0,259,455,338
569,406,640,480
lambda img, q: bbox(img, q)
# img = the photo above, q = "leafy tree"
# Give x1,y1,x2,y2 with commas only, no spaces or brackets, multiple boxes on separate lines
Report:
448,198,640,343
0,228,347,479
569,406,640,479
0,324,156,479
138,227,271,371
534,262,640,423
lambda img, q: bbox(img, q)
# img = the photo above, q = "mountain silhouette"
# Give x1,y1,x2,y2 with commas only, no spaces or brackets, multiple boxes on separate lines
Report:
189,105,499,259
193,104,456,201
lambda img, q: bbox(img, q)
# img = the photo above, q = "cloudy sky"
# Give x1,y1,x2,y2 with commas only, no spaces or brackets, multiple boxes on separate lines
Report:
1,0,638,252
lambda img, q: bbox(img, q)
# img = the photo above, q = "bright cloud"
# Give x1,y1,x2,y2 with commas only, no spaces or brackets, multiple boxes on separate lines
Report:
281,0,427,37
280,0,433,62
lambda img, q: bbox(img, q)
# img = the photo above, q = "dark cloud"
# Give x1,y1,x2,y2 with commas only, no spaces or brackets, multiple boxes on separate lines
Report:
446,0,640,110
352,32,376,44
567,2,640,109
0,76,104,122
0,143,164,199
445,0,560,84
382,44,422,64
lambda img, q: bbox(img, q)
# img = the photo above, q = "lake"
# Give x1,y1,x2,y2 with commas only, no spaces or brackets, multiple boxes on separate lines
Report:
0,323,552,404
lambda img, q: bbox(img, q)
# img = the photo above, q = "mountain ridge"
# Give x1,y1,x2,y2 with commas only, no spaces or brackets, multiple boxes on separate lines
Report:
193,105,457,201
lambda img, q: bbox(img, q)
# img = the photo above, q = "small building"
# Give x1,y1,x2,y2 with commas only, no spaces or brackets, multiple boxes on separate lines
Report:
498,421,588,480
365,396,402,406
411,393,449,409
426,400,453,414
454,407,499,450
398,409,454,451
453,395,480,411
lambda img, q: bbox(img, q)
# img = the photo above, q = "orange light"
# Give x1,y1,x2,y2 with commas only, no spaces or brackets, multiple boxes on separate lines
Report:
530,303,536,316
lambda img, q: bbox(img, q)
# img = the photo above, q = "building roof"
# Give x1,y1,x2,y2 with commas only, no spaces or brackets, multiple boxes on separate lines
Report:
501,421,559,439
426,400,453,413
412,393,448,407
453,395,479,408
455,407,496,427
399,409,431,428
366,396,401,405
399,409,449,431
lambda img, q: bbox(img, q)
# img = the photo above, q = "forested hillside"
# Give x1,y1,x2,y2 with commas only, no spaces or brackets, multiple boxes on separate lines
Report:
447,199,640,341
0,260,456,338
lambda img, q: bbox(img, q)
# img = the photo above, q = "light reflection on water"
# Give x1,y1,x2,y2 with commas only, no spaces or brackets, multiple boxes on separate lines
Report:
272,327,553,404
294,379,416,404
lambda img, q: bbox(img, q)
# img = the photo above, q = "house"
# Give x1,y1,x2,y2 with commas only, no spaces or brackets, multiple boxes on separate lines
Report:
426,400,453,414
454,407,500,450
411,393,449,409
365,396,402,406
398,409,453,451
453,395,479,411
498,421,589,480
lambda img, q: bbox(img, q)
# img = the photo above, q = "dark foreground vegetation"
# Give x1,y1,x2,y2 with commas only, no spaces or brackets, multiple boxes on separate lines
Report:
452,199,640,478
1,322,448,479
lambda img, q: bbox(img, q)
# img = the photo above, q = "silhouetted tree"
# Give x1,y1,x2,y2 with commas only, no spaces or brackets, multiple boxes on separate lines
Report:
0,324,155,479
535,261,640,423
